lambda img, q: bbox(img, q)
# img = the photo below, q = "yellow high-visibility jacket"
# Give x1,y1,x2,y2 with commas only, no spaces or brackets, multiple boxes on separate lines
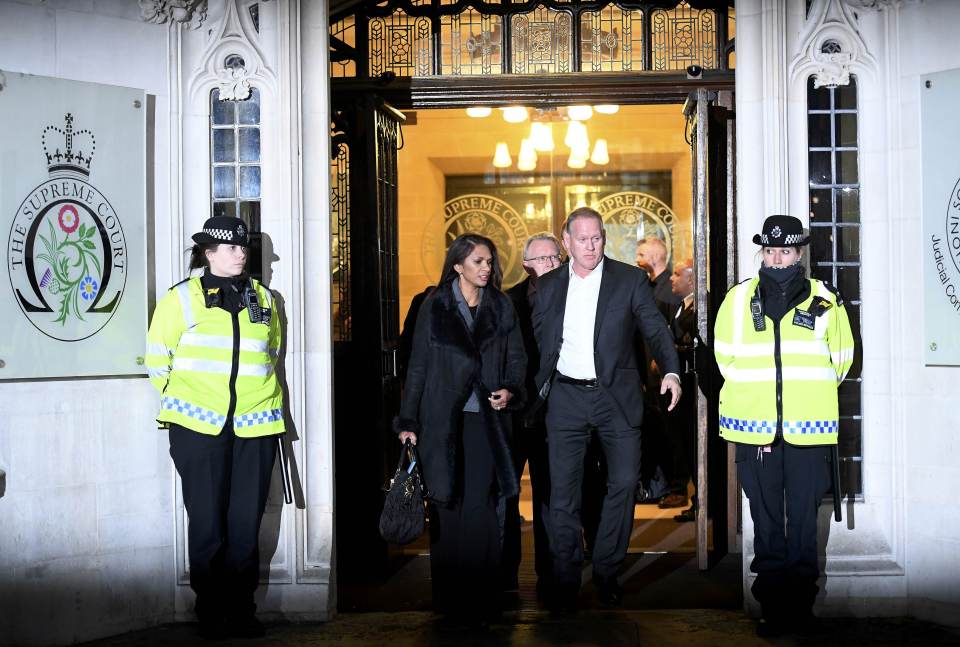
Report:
713,277,854,446
145,276,284,437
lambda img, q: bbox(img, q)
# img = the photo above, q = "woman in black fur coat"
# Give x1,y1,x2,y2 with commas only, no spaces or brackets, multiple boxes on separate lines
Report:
395,234,526,622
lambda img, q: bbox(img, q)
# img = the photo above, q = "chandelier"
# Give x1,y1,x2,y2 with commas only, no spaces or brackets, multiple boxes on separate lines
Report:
468,104,619,171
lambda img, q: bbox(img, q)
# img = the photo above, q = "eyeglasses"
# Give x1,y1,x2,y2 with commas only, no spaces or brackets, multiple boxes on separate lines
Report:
524,254,562,265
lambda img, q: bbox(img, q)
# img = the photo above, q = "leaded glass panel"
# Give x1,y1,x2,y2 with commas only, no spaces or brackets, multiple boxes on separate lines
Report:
511,8,573,75
331,143,351,342
580,5,644,72
369,11,431,78
441,10,503,75
331,17,357,78
650,1,717,71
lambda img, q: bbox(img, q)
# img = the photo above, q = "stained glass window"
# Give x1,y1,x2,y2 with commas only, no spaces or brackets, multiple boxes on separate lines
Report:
511,7,573,75
580,5,645,73
441,9,503,75
369,11,432,78
650,1,717,72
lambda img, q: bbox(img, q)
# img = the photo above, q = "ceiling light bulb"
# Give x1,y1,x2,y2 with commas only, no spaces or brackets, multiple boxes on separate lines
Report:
567,152,586,169
518,138,538,170
567,105,593,121
590,139,610,165
502,106,529,123
492,142,512,168
564,121,589,150
530,122,555,152
466,107,492,118
594,104,620,115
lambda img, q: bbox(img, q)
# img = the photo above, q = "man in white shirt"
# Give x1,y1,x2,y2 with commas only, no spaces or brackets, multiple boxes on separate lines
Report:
532,208,682,611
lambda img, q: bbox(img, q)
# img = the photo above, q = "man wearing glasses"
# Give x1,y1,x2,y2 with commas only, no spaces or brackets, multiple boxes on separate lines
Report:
502,233,563,597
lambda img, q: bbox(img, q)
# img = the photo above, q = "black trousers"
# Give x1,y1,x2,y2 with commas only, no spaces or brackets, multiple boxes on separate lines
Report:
428,412,500,617
546,381,641,588
668,371,698,493
737,442,831,617
502,416,553,586
169,423,277,621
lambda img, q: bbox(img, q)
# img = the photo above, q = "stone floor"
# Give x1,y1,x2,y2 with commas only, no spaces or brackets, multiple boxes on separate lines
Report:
83,610,960,647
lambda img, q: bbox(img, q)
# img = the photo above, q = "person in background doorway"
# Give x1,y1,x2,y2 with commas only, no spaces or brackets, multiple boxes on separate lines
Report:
394,234,526,625
636,236,682,320
714,215,854,637
533,208,681,611
145,216,283,640
659,260,700,520
502,232,561,596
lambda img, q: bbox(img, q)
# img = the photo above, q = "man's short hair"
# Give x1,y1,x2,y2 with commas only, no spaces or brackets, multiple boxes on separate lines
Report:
523,232,562,259
563,207,605,235
637,236,668,262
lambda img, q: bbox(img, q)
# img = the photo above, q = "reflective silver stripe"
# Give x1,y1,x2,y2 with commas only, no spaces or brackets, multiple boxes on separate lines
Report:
147,367,170,378
172,357,273,377
172,357,232,374
175,281,195,328
725,366,837,382
180,332,269,353
238,363,274,377
145,343,173,357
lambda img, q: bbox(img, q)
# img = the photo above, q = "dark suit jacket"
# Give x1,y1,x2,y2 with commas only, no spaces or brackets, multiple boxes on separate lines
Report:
532,257,680,428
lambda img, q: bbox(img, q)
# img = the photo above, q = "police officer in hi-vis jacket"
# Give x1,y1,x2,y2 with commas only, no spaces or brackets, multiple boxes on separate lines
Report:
714,215,854,637
146,216,283,639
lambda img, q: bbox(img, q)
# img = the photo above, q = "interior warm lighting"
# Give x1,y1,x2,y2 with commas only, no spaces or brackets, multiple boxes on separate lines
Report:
567,151,587,169
493,142,512,168
594,104,620,115
567,105,593,121
590,139,610,165
564,121,589,152
466,107,492,118
530,122,555,152
525,202,536,218
502,106,529,123
517,138,537,171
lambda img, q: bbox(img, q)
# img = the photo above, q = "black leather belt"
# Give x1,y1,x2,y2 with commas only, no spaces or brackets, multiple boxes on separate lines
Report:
556,374,599,388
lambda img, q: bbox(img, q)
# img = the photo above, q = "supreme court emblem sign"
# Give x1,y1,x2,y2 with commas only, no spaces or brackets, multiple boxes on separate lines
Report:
0,72,147,379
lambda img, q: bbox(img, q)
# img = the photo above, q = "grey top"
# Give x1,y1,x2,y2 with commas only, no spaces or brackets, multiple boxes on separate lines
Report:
452,280,484,413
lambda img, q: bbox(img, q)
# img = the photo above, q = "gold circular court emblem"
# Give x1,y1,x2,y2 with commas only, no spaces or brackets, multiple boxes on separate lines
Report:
422,194,531,288
595,191,676,265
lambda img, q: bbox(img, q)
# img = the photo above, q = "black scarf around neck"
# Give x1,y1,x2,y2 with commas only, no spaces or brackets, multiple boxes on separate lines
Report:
758,264,809,322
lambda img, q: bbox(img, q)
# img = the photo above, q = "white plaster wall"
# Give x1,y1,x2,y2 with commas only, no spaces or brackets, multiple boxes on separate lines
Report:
736,0,960,626
0,0,176,643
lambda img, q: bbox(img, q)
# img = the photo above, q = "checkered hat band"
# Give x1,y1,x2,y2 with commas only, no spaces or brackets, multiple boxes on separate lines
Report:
203,228,233,241
760,233,804,245
720,415,838,434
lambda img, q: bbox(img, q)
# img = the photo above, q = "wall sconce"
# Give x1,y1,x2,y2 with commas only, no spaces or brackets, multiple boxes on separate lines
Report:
564,121,589,152
567,105,593,121
493,142,512,168
567,151,587,169
530,122,555,152
466,107,492,118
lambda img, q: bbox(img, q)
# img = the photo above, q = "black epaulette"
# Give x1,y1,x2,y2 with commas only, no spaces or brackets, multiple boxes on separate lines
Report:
819,280,844,307
168,277,192,291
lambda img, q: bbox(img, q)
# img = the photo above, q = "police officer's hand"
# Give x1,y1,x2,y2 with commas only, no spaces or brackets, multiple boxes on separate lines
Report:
398,431,418,445
661,374,682,411
488,388,512,411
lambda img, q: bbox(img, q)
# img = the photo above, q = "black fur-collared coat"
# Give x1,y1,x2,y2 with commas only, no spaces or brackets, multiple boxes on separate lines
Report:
393,282,527,504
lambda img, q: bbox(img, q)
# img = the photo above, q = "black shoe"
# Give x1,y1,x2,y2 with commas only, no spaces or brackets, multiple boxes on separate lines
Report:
227,615,265,639
548,585,579,615
197,618,229,641
596,578,622,608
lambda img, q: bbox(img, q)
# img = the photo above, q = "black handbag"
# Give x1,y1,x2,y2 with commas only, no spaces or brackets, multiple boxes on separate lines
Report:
379,440,427,545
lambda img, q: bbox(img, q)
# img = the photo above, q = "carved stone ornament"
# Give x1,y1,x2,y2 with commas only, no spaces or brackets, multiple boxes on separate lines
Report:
216,66,252,101
791,0,878,88
844,0,922,9
813,45,853,88
139,0,208,29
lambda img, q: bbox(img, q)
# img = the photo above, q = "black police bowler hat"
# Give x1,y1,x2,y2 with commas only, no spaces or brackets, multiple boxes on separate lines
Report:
752,215,810,247
192,216,250,247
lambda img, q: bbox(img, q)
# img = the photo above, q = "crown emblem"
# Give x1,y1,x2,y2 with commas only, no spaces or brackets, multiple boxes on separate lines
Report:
237,223,246,238
43,114,96,177
771,226,782,238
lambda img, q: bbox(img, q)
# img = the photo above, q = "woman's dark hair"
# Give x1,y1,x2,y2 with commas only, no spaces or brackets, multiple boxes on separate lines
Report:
188,242,219,271
438,234,503,290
